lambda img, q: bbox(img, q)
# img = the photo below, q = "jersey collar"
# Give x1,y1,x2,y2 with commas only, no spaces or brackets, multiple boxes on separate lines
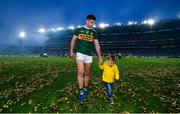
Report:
83,25,92,30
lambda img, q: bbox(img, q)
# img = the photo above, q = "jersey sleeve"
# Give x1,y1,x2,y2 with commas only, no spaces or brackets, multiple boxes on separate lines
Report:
74,28,79,36
93,30,99,40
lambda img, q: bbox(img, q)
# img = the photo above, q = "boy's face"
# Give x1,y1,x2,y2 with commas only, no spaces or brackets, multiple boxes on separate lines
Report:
108,60,115,67
86,19,95,28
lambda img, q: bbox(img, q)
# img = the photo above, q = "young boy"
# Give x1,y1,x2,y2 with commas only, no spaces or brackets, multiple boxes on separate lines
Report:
99,55,120,104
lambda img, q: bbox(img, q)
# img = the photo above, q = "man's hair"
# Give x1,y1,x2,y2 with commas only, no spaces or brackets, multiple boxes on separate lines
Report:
86,14,96,21
108,55,116,62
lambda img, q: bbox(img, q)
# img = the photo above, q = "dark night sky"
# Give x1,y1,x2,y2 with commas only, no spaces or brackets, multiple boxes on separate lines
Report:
0,0,179,45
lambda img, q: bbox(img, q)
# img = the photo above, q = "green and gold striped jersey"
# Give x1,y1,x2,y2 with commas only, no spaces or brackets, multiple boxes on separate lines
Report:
74,26,99,56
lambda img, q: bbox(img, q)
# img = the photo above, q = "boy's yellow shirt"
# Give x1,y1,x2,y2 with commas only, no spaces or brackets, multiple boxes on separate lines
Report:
99,62,120,83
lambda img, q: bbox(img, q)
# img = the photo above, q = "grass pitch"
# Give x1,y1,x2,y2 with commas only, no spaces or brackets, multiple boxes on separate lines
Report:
0,56,179,113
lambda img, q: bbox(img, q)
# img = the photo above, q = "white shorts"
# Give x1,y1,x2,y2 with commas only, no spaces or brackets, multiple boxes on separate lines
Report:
76,52,93,63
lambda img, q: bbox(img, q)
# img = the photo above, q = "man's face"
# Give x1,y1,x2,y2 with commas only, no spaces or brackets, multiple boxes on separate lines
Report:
86,19,95,28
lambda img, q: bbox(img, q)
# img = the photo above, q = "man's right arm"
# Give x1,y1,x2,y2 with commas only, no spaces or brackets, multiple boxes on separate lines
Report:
70,35,77,59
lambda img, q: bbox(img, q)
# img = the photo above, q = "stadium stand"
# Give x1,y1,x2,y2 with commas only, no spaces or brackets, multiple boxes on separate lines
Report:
44,19,180,57
0,19,179,57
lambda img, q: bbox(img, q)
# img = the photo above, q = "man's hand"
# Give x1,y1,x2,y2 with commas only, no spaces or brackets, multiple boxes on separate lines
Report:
70,49,75,59
99,57,103,65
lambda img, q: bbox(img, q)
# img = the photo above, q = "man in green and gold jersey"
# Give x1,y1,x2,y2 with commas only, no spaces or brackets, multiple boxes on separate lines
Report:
70,15,103,104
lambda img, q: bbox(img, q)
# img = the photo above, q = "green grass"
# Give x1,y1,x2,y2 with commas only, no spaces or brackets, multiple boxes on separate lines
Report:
0,56,179,113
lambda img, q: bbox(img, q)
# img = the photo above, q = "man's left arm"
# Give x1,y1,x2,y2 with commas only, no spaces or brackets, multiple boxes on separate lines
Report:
94,39,103,64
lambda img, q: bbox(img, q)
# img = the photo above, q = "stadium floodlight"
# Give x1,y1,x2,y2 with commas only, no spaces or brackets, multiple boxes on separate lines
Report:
128,21,133,25
146,19,155,30
142,20,147,24
57,27,64,31
178,14,180,18
142,19,155,26
147,19,155,26
99,23,109,29
134,21,138,25
19,31,26,53
19,31,26,39
67,26,75,30
114,22,122,26
38,28,46,33
128,21,137,25
93,25,96,28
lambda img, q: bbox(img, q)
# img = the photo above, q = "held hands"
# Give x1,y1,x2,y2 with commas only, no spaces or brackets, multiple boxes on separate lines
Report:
99,57,103,65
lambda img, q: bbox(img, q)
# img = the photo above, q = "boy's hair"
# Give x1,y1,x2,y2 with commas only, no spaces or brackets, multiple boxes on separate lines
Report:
86,14,96,21
108,55,116,62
